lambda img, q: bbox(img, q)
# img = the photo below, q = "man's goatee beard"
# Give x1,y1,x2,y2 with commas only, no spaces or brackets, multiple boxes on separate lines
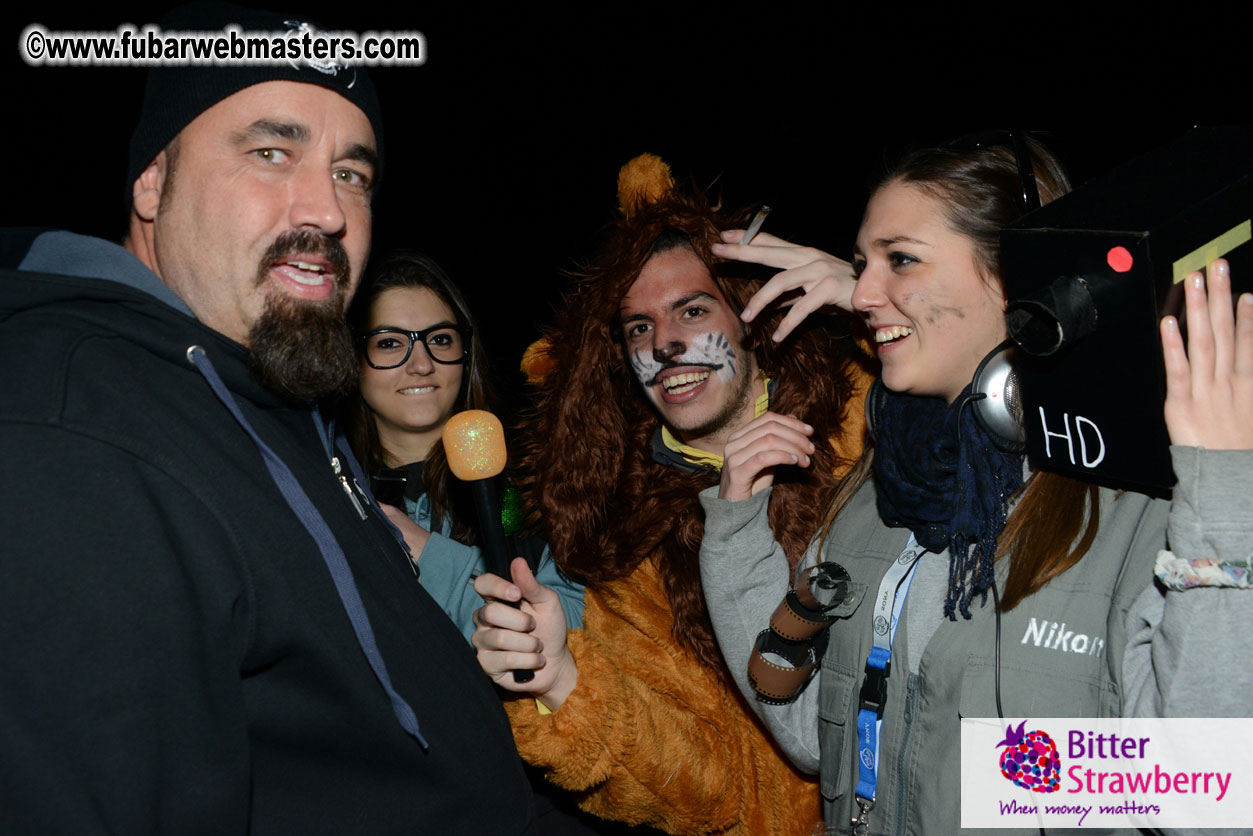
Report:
248,294,359,402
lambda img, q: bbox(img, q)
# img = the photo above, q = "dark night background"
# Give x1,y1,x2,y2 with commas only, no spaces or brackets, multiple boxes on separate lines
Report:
5,2,1249,414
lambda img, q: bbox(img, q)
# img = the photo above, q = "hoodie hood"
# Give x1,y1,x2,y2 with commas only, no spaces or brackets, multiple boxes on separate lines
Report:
3,229,281,408
19,231,193,316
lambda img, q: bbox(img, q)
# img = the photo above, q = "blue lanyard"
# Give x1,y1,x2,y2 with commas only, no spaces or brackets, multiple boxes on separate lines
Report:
854,534,924,811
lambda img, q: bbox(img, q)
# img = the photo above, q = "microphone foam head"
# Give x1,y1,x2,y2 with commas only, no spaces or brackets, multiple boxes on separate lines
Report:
442,410,507,480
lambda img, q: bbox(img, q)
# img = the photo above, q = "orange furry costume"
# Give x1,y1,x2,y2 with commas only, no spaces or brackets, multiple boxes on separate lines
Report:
507,558,823,835
510,156,872,834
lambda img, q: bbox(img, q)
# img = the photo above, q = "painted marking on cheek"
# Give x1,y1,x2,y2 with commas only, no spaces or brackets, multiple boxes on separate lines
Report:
902,290,929,322
715,333,736,382
682,332,735,382
925,304,966,325
631,350,663,387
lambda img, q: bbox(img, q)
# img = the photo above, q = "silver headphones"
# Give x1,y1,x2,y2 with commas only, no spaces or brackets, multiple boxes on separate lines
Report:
865,341,1025,452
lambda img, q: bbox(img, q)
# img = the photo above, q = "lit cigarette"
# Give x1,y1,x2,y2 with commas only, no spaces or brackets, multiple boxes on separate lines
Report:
740,205,772,246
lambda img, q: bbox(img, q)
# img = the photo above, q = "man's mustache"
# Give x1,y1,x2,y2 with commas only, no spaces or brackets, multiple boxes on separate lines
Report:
258,230,351,290
644,361,724,388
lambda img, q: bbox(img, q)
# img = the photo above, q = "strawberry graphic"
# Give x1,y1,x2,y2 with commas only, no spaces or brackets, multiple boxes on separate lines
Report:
995,720,1061,793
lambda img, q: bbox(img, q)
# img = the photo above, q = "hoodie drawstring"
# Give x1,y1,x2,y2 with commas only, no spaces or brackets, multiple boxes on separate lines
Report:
186,345,428,749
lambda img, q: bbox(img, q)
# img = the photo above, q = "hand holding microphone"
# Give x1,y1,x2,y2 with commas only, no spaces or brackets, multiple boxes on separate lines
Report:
442,410,534,683
471,559,578,707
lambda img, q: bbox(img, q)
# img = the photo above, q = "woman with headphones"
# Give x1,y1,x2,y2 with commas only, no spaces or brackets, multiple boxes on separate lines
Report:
698,137,1252,834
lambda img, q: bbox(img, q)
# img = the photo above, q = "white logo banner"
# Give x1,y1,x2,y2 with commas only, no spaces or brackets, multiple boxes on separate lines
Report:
960,717,1253,829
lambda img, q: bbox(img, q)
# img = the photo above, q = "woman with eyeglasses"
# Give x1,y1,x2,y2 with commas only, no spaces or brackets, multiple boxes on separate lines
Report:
697,138,1253,834
344,251,584,641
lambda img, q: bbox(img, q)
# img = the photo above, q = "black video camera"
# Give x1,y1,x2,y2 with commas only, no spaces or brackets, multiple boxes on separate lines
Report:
1000,127,1252,492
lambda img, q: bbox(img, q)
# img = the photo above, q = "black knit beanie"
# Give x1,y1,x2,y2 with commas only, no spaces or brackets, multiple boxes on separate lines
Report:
125,1,384,202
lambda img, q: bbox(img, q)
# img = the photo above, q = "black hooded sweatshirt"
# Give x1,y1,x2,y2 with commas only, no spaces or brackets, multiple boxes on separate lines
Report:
0,232,534,835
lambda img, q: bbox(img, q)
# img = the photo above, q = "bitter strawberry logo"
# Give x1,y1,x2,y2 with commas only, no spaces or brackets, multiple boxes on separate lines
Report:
996,720,1061,793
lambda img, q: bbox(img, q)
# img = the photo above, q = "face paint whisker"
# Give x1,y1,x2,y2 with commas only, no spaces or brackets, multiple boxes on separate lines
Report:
631,350,664,386
629,331,739,388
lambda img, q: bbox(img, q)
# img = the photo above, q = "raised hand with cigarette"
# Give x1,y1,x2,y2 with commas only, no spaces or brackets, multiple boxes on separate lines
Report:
712,230,858,343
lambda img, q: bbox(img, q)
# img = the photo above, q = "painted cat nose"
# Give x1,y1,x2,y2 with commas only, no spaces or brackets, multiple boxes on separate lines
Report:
654,341,685,361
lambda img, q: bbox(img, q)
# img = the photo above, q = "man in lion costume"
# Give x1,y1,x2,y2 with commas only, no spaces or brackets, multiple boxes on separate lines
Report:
474,154,872,835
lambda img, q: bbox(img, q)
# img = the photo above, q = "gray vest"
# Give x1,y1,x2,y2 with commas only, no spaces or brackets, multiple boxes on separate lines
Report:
815,476,1165,835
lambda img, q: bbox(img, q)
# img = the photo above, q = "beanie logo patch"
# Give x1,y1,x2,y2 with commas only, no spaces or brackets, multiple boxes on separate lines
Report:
284,20,357,87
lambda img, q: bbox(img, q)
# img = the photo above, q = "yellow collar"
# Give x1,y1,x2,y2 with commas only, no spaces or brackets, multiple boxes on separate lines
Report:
660,375,771,471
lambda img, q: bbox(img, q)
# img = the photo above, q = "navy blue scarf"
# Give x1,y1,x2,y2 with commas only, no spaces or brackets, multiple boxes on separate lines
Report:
871,384,1025,619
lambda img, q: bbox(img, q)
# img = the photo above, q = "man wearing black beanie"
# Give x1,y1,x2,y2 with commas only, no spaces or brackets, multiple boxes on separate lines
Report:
0,4,535,833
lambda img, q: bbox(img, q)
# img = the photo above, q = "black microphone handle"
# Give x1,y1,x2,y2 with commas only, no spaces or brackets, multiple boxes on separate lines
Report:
470,478,534,684
470,478,511,580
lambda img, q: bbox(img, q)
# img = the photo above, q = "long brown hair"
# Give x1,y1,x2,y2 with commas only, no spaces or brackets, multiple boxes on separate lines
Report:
343,250,499,544
519,185,868,667
822,137,1100,612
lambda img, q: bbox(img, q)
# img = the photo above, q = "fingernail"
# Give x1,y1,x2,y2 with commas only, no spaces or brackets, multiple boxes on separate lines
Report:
1214,260,1230,278
791,453,799,462
772,330,783,342
1240,293,1253,307
741,307,754,321
1193,274,1205,289
1163,316,1178,332
804,423,814,433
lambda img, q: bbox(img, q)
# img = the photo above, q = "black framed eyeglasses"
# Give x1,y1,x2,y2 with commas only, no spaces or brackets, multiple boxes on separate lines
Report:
948,129,1042,213
361,324,473,369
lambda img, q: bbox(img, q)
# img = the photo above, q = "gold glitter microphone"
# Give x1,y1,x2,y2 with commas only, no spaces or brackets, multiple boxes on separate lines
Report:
442,409,534,682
